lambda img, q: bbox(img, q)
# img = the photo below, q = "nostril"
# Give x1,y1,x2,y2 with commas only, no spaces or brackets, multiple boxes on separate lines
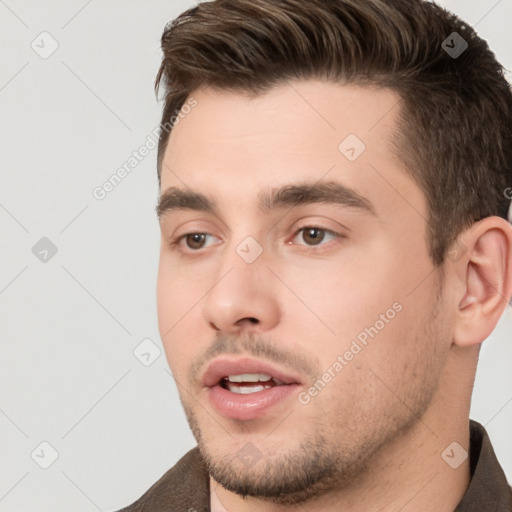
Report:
237,317,259,325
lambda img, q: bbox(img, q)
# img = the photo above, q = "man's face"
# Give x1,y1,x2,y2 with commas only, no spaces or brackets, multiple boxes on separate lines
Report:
156,80,451,503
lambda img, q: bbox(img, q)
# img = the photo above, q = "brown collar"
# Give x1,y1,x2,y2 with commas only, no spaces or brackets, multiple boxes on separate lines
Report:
118,420,511,511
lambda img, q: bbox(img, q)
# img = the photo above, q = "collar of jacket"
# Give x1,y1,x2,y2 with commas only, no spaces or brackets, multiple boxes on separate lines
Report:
117,419,511,512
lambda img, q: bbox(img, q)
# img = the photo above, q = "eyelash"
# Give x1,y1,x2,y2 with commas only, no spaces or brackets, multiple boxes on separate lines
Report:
169,226,344,253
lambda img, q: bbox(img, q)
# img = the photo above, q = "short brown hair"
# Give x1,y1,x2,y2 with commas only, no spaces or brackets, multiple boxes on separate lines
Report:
154,0,512,267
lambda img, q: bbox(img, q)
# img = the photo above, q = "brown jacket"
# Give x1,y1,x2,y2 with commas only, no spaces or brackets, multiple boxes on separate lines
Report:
116,420,512,511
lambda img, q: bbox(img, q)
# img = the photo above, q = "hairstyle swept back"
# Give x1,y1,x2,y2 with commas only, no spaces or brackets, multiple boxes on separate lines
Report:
154,0,512,267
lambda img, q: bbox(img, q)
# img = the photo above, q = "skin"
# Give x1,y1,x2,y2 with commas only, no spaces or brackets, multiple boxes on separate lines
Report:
156,80,512,512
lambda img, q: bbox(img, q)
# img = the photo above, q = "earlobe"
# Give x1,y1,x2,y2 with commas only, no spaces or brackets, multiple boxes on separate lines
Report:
452,217,512,348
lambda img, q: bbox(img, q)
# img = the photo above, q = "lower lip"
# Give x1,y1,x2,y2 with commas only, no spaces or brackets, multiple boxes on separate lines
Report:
207,382,301,420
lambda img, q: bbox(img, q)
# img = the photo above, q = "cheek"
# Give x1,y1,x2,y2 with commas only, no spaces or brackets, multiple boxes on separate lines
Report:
156,264,175,336
276,253,419,381
156,261,201,376
277,259,386,340
156,257,201,330
305,305,436,424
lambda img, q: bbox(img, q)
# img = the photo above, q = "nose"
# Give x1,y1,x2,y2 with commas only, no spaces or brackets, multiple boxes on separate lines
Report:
202,243,281,335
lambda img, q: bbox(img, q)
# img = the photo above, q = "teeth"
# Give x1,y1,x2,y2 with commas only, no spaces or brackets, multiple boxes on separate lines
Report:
226,383,273,394
226,373,273,382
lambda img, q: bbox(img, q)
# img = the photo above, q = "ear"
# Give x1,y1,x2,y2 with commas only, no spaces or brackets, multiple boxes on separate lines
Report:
452,216,512,347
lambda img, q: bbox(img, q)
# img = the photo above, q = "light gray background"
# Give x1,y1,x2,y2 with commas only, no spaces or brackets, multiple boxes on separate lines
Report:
0,1,511,511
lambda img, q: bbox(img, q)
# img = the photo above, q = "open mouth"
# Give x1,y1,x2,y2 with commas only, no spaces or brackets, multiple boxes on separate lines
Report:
202,358,302,420
219,373,286,394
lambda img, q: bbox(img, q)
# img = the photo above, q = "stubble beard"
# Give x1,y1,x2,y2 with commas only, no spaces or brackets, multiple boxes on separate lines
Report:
177,278,446,506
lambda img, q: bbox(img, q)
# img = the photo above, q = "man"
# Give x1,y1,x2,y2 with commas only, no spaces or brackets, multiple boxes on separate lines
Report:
118,0,512,510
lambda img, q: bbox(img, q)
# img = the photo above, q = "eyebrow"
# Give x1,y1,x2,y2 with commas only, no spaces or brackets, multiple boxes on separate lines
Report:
155,181,377,219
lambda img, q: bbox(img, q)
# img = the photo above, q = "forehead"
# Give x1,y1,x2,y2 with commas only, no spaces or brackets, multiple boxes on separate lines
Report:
160,80,425,223
166,80,401,160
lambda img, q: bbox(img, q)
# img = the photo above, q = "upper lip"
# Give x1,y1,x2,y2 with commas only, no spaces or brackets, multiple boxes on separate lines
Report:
201,356,303,387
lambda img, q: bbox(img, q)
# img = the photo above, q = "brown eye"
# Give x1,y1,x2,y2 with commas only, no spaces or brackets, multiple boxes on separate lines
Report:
290,226,342,248
185,233,207,249
301,227,326,245
170,231,221,253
